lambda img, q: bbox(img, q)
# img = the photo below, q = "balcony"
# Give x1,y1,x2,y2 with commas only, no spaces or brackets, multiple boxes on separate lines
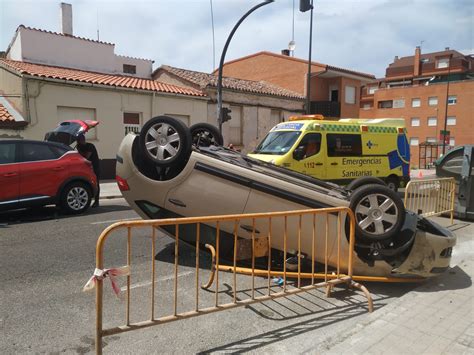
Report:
310,101,341,118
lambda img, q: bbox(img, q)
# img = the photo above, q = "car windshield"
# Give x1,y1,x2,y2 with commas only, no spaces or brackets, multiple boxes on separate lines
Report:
253,131,301,155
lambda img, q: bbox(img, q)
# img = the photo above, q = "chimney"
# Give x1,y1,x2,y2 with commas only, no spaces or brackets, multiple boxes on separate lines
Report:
414,46,421,77
394,55,399,62
445,47,450,51
281,49,290,56
60,3,73,36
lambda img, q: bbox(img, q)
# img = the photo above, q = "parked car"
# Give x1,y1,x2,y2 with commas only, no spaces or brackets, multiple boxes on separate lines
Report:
0,122,99,214
115,116,456,278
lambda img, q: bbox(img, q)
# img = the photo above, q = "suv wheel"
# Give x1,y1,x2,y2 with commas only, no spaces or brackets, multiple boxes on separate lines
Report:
139,116,192,167
349,184,405,242
60,182,91,214
190,123,223,147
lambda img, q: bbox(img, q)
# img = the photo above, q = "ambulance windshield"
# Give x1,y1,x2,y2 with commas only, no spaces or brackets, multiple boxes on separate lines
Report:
253,131,301,155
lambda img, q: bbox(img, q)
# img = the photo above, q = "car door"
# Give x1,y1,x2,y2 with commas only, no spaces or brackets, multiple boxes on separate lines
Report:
0,141,20,206
18,142,69,201
291,133,325,179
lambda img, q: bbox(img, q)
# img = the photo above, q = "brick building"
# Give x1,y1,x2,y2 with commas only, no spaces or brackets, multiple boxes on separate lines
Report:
360,47,474,167
219,51,375,118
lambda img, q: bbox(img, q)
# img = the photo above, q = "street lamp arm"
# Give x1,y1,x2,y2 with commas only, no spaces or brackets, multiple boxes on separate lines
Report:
217,0,274,134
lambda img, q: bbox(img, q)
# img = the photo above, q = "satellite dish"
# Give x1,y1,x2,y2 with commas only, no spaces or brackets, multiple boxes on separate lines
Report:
288,40,296,51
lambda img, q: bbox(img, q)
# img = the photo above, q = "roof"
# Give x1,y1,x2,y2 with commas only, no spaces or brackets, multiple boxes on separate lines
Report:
158,65,305,99
0,102,27,128
15,25,114,46
0,59,206,97
217,51,376,80
389,49,468,68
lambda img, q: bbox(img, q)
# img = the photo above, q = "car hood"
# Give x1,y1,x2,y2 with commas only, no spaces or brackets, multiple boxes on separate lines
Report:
44,120,99,146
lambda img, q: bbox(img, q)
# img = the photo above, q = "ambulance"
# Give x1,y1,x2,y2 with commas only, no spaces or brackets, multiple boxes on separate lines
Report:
248,115,410,191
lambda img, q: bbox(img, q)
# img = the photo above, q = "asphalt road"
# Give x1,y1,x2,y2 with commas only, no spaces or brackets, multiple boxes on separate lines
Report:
0,199,425,354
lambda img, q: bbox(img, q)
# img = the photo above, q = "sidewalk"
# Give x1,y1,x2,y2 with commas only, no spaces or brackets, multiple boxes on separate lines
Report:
99,180,122,200
320,217,474,354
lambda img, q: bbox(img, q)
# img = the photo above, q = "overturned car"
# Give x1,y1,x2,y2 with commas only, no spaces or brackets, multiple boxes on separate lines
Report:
116,116,456,278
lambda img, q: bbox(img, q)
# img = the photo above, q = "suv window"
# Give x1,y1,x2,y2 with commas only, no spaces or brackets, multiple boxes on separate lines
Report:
327,134,362,157
0,142,16,164
20,142,60,162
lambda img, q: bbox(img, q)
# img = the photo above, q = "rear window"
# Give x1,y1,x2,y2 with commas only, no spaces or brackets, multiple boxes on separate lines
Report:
0,143,16,164
327,134,362,157
20,142,61,162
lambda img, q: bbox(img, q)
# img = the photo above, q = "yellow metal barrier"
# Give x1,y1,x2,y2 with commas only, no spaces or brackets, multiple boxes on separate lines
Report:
404,177,456,224
92,207,372,354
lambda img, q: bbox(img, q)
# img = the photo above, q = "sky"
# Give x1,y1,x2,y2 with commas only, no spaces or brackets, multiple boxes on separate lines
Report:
0,0,472,78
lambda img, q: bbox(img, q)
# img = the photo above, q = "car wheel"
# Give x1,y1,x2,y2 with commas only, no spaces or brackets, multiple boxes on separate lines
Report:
190,123,224,147
349,184,405,241
60,181,91,214
386,175,399,192
139,116,192,167
345,176,387,191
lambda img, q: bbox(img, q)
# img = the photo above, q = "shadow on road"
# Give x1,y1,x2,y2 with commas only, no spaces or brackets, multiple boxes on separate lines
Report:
0,203,132,226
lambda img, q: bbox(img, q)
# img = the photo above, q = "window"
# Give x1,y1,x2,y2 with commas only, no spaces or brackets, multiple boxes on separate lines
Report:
362,103,371,110
448,95,457,105
426,137,437,143
449,137,455,146
368,86,378,94
393,99,405,108
327,134,362,157
123,112,141,135
229,105,242,145
20,143,58,162
345,86,356,104
378,100,393,109
428,96,438,106
411,117,420,127
123,64,136,74
427,117,437,126
447,116,456,126
436,58,450,69
297,133,322,159
0,143,16,164
410,137,419,146
411,98,421,107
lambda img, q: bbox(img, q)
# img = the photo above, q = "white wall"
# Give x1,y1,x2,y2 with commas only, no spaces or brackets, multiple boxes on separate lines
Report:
22,79,208,159
8,27,153,78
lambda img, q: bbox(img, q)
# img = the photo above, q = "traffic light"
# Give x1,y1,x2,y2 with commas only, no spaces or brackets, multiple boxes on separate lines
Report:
222,107,232,123
299,0,312,12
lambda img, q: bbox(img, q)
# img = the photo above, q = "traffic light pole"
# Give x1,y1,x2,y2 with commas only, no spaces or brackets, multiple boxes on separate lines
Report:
217,0,274,135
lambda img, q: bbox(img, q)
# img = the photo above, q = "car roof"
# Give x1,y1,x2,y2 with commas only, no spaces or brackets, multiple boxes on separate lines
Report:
0,139,73,150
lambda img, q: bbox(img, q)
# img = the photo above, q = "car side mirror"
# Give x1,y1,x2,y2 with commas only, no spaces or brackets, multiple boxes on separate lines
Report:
293,146,305,161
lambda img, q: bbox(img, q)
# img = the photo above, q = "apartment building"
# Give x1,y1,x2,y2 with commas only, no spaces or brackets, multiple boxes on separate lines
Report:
360,47,474,167
219,51,375,118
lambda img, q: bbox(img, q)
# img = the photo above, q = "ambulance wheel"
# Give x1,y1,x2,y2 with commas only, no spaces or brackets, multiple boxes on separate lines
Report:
190,123,223,147
386,175,399,192
139,116,192,168
345,177,386,192
349,184,405,242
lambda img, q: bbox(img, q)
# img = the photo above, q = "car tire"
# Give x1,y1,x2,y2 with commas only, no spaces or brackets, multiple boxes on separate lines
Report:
386,175,399,192
349,184,405,242
190,122,224,147
345,176,387,191
139,116,192,167
60,181,92,214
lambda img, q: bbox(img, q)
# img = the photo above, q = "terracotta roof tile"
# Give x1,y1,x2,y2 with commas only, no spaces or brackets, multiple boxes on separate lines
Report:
18,25,114,46
159,65,304,99
0,59,206,97
0,103,14,122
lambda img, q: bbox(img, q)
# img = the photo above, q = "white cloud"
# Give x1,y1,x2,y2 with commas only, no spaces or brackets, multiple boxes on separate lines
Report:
1,0,472,77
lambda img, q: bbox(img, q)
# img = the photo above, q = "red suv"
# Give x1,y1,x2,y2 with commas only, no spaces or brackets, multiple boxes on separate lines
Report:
0,139,97,214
